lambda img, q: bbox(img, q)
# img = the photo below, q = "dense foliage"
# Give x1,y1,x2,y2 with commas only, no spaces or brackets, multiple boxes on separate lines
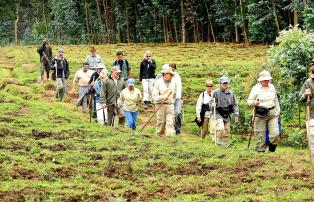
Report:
1,0,314,45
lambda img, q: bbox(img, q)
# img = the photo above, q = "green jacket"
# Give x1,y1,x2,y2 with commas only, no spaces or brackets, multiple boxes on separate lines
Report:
100,76,126,105
299,77,314,118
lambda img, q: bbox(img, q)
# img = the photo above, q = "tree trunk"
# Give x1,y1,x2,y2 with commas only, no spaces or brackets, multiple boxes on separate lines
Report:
96,0,104,43
15,2,20,45
235,1,239,42
293,10,298,26
240,0,250,45
180,0,186,43
272,0,280,34
204,0,215,43
125,0,131,43
84,1,91,44
42,3,48,36
173,17,178,43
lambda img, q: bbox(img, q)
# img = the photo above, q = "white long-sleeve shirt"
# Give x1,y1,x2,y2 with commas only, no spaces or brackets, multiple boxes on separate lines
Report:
173,72,182,99
196,90,213,118
247,83,280,113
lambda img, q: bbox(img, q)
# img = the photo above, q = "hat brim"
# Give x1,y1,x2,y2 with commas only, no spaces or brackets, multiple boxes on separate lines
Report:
161,70,174,74
258,76,272,81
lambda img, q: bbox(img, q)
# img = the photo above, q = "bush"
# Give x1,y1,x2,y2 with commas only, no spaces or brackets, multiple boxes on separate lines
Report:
281,128,307,148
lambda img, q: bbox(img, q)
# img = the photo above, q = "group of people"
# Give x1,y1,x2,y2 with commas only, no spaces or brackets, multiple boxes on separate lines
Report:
37,39,313,155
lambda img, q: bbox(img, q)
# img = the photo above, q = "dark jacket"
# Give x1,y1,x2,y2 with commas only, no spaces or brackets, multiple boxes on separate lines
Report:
37,45,53,61
88,71,100,85
100,75,126,105
50,57,70,80
139,59,156,81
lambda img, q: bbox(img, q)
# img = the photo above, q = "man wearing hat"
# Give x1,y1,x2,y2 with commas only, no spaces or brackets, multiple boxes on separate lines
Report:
299,65,314,157
85,46,104,71
70,63,93,112
50,48,70,101
248,70,281,152
37,38,53,83
212,76,239,146
152,64,177,136
120,78,142,130
100,66,126,127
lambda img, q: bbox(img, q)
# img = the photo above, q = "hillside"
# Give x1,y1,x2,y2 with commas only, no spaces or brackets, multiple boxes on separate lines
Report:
0,44,313,201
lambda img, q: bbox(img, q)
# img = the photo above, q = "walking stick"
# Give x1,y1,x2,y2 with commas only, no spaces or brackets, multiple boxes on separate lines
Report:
247,108,256,148
306,95,312,160
89,76,95,123
139,91,172,133
213,100,217,145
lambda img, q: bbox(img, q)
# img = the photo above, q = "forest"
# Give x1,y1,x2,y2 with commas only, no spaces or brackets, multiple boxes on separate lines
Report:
0,0,313,45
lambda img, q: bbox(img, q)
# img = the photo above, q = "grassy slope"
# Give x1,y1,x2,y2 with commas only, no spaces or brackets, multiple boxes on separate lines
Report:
0,44,313,201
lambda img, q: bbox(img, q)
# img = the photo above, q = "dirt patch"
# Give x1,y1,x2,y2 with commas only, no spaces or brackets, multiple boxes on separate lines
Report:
123,189,139,201
175,160,217,175
112,154,129,162
50,167,77,178
41,143,70,152
0,127,22,137
22,63,36,69
90,154,103,161
283,170,311,180
0,117,15,122
31,129,57,139
102,161,134,180
11,166,42,180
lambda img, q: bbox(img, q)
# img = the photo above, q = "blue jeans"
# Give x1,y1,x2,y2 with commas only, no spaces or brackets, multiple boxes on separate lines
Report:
174,98,182,133
125,111,138,130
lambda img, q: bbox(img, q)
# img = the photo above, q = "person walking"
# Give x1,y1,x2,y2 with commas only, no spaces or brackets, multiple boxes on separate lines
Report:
85,46,104,71
139,51,156,109
70,63,93,112
299,65,314,157
120,78,142,130
112,51,131,81
37,38,53,83
212,76,239,146
100,66,126,127
94,74,108,125
196,80,216,141
247,70,281,152
170,63,183,135
50,48,70,101
152,64,177,136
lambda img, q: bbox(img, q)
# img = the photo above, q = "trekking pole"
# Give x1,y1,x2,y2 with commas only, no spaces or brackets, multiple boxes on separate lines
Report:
247,108,256,148
139,102,164,133
306,95,312,160
139,90,173,133
89,76,95,123
213,100,217,145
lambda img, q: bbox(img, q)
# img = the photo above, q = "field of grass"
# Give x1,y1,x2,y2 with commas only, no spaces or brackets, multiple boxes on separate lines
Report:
0,43,313,201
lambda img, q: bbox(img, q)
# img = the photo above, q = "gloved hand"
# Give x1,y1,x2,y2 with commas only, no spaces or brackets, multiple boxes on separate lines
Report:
116,99,123,108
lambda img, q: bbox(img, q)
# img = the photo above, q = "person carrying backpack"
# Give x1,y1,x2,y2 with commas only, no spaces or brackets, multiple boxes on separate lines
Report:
112,51,131,81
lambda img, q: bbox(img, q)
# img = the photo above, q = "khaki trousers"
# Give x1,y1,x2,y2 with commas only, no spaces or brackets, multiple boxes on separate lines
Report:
254,109,280,151
202,117,216,143
156,104,175,136
216,118,231,145
305,119,314,156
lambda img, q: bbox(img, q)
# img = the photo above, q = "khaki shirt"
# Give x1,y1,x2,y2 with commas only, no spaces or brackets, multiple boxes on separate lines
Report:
120,88,142,112
152,78,176,104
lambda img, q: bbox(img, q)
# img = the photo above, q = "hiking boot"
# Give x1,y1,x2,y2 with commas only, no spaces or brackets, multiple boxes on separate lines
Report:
148,101,153,107
143,101,148,109
176,131,180,135
268,143,277,152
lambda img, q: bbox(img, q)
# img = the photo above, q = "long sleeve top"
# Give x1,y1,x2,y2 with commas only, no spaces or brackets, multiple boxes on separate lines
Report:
85,54,104,70
196,91,213,118
152,78,176,104
299,77,314,118
120,88,142,112
247,83,280,115
139,59,156,81
173,72,182,99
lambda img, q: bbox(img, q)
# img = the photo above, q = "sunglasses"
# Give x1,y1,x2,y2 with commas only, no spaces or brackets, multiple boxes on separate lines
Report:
206,85,213,88
146,56,151,57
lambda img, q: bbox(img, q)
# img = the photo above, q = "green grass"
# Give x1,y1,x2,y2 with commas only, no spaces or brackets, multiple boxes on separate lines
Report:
0,44,313,201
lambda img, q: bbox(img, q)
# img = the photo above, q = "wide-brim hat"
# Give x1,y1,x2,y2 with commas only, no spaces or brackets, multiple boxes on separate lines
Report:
160,64,174,74
257,70,272,81
96,63,105,69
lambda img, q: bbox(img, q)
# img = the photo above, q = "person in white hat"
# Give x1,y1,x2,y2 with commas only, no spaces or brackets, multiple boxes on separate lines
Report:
299,65,314,157
50,48,70,101
247,70,281,152
152,64,177,136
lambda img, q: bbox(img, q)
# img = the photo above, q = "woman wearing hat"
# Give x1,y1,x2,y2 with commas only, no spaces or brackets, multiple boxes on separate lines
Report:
247,70,281,152
120,78,142,130
195,80,216,141
299,65,314,157
152,65,177,136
